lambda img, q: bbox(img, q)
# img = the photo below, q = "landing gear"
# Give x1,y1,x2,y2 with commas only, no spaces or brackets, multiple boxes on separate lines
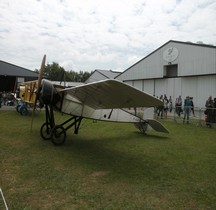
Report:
51,125,66,146
40,104,83,146
40,105,55,140
40,122,52,140
134,121,148,134
16,101,29,116
20,106,28,116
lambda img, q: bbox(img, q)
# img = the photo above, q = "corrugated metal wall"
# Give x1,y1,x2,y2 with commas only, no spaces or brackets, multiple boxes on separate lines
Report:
196,75,216,107
117,41,216,81
143,80,154,95
133,80,143,90
125,75,216,108
116,41,216,108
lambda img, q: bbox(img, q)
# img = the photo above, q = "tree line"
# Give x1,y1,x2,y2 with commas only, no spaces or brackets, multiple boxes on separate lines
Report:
35,62,92,82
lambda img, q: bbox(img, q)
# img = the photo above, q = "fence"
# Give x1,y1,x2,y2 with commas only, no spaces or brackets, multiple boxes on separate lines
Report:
155,106,216,128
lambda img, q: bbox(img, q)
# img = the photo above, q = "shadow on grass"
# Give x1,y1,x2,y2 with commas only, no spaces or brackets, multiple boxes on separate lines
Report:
41,133,172,185
133,130,169,140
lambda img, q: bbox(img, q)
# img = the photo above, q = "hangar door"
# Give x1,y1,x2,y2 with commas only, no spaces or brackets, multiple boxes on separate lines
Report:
0,76,16,92
143,80,154,95
155,78,181,100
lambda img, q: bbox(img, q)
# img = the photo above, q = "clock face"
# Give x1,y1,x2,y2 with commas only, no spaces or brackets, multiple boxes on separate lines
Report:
163,47,179,62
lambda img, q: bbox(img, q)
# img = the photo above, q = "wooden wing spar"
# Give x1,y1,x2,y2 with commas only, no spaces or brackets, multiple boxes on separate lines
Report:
61,79,163,109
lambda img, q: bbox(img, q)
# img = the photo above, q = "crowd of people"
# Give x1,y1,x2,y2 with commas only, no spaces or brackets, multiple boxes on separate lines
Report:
155,94,216,125
0,91,16,108
155,94,195,123
155,94,172,119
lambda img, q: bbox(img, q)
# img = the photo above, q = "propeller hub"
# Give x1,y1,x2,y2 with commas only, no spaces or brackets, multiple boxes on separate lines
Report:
39,79,60,105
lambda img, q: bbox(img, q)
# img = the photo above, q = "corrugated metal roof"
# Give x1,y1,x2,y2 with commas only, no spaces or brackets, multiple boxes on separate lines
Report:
85,69,121,83
95,69,120,79
0,60,39,77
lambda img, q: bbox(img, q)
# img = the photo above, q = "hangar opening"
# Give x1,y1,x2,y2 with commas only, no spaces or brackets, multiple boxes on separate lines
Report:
163,64,178,78
0,60,38,92
0,76,16,92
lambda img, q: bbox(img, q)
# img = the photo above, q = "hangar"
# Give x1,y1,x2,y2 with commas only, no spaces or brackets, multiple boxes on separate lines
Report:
116,40,216,108
85,69,120,83
0,60,38,92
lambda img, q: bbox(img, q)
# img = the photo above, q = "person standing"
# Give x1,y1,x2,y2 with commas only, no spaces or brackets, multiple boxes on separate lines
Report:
190,97,195,116
205,96,214,126
183,96,191,124
168,96,173,113
176,95,182,117
157,95,164,119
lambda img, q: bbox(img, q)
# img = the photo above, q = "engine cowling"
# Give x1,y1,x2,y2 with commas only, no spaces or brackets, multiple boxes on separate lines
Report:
39,79,60,105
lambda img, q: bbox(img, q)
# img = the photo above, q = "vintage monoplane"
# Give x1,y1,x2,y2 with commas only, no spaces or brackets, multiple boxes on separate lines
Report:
21,55,168,146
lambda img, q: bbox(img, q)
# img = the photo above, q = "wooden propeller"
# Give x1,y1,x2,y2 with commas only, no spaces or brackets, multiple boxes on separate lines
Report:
31,55,46,131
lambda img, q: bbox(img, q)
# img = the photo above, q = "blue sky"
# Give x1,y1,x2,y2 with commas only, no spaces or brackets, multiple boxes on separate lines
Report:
0,0,215,72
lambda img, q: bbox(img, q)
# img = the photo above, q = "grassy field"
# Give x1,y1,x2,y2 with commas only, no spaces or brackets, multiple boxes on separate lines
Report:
1,109,216,210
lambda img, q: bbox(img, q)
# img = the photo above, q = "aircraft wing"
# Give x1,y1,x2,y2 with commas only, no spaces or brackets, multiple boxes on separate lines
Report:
61,79,162,109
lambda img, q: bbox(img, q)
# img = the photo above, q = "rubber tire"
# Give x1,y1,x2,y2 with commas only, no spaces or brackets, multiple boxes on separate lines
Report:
51,125,66,146
16,104,21,112
20,106,28,116
40,122,52,140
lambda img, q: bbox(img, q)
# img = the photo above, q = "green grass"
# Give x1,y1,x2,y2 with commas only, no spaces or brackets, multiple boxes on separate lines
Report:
1,110,216,210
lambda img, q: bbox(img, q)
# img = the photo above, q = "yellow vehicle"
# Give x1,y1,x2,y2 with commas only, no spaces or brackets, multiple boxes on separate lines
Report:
16,55,44,116
16,81,38,115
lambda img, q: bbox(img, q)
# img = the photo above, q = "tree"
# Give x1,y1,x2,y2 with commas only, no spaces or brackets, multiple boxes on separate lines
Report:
44,62,65,81
34,62,92,82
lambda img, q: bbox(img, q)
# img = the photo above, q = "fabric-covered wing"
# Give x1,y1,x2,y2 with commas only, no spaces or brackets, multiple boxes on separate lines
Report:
62,79,162,109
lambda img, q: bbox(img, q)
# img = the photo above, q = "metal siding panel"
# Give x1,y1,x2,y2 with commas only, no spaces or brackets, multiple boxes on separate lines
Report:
173,78,182,100
134,80,142,90
166,78,175,100
197,75,216,107
124,80,133,86
181,77,197,98
177,45,216,76
155,79,168,97
143,80,154,95
181,77,198,106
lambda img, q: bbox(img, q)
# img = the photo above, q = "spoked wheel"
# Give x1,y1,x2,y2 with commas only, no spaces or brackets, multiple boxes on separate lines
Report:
40,122,52,140
51,125,66,146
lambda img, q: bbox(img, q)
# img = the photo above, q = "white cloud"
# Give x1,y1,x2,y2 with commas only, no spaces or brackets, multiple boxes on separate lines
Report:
0,0,215,72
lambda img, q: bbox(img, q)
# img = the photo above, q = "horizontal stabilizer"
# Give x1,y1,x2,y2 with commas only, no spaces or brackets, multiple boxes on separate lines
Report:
147,119,169,133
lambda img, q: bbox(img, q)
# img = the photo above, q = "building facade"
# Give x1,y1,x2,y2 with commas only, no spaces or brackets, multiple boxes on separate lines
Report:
0,60,38,92
115,40,216,108
85,69,120,83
